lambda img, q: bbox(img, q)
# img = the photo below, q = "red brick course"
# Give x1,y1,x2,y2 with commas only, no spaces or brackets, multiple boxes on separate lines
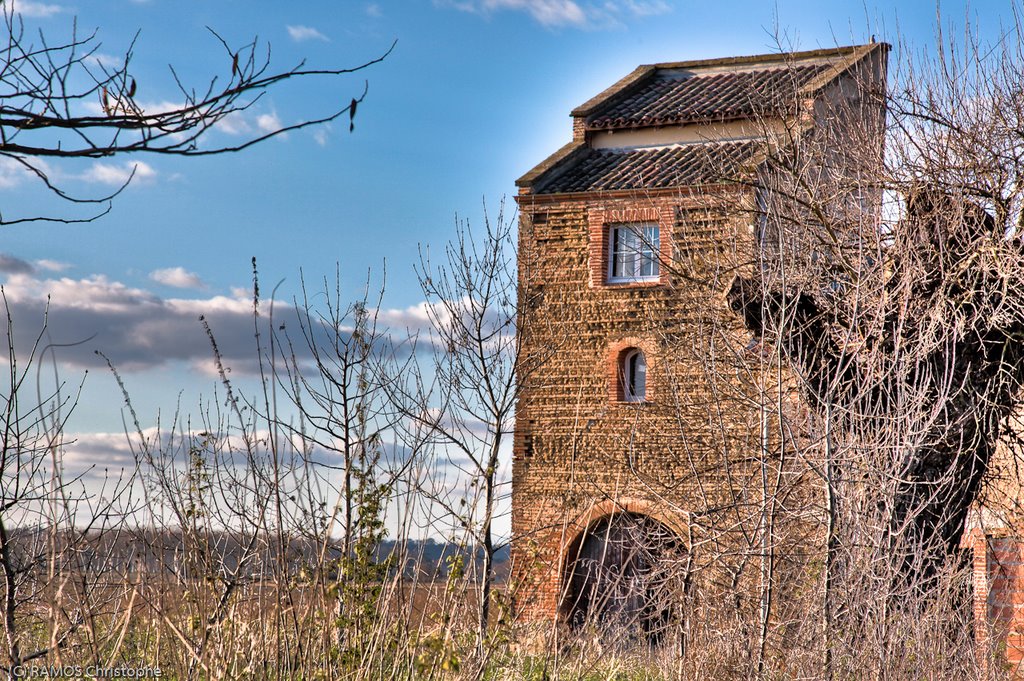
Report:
964,527,1024,676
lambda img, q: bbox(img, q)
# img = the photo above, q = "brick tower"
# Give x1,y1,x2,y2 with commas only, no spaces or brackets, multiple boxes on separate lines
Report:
510,43,889,641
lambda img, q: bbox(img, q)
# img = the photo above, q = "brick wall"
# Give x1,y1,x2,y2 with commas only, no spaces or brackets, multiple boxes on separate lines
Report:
511,188,812,627
965,528,1024,676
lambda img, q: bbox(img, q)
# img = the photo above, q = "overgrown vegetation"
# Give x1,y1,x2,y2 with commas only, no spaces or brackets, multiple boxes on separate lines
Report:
6,6,1024,681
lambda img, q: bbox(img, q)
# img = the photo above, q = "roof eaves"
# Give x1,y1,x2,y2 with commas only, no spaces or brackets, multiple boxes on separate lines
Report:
570,65,657,118
796,42,888,99
515,140,588,189
517,183,748,205
589,112,769,131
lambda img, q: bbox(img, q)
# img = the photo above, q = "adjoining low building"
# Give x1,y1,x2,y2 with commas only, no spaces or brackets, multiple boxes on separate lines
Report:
965,434,1024,674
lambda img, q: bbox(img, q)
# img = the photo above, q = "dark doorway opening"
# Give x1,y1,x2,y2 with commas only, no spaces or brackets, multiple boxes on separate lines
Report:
562,512,688,647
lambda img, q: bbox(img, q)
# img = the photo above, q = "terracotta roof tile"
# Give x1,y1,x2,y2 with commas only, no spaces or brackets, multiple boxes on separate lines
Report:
535,140,758,194
588,63,831,130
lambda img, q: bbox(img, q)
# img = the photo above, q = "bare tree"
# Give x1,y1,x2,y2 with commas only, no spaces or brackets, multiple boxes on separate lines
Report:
385,203,550,668
279,270,410,667
716,25,1024,677
99,265,424,679
0,295,144,675
0,2,392,225
421,207,519,658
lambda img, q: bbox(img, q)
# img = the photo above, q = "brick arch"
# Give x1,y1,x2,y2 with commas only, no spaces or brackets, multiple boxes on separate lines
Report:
557,496,691,599
557,497,690,631
605,337,658,402
567,497,690,543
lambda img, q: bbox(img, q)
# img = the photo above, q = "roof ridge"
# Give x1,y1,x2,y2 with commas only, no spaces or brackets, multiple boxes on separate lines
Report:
646,43,882,71
591,137,765,153
572,43,887,120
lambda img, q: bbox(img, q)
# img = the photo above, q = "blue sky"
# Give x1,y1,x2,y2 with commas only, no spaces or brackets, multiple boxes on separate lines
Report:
0,0,1010,521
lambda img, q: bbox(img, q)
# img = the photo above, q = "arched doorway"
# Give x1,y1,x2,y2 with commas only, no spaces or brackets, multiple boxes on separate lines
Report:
562,512,688,647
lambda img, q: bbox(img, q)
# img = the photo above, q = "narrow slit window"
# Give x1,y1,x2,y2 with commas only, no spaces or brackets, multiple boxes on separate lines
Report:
624,349,647,402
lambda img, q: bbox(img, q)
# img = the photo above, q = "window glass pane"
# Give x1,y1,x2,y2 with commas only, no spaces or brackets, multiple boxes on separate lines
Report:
626,350,647,401
632,352,646,399
641,225,659,277
639,250,655,277
611,228,624,277
644,224,659,247
623,249,636,277
618,228,636,277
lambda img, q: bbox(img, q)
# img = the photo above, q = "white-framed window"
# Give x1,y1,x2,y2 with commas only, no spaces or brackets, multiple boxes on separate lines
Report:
623,349,647,402
608,223,660,283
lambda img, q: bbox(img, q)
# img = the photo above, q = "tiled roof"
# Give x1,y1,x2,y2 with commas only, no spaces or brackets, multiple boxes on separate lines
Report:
587,62,832,130
517,44,887,196
535,140,758,194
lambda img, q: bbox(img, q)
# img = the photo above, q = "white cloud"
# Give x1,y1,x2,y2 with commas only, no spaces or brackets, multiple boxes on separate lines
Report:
149,267,207,290
60,427,277,482
0,270,331,374
216,110,287,138
2,272,162,314
378,301,435,331
313,125,332,147
134,100,186,115
442,0,586,27
491,0,586,27
217,111,252,135
366,3,383,17
0,266,452,377
12,1,63,18
0,156,52,189
256,112,282,134
0,159,25,189
35,259,72,273
62,430,144,476
0,156,157,192
78,161,156,186
621,0,671,16
60,425,406,493
375,296,512,355
165,294,253,316
0,268,492,512
441,0,670,28
86,53,124,70
287,25,329,42
82,99,185,117
0,270,248,372
82,98,286,142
